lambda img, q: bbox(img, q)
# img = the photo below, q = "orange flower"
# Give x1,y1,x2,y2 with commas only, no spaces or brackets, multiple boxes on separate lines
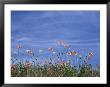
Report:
67,51,78,56
16,45,22,49
71,51,77,55
67,52,71,55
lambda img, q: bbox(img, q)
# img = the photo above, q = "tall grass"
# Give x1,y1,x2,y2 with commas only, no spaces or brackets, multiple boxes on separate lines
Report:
11,62,100,77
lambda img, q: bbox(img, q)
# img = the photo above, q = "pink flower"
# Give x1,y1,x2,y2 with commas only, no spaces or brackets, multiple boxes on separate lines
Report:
88,52,93,60
48,48,53,51
16,45,22,49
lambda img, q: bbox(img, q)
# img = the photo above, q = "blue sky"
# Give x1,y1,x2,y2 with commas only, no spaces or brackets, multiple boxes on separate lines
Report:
11,11,100,65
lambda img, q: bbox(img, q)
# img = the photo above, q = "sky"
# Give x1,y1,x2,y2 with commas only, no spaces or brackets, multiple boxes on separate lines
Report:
11,11,100,66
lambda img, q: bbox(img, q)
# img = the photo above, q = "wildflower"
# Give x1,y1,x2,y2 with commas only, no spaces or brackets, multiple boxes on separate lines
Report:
72,51,78,55
24,61,31,69
26,50,33,55
16,45,22,49
88,52,93,60
67,50,78,56
67,52,71,55
48,47,53,51
60,61,67,66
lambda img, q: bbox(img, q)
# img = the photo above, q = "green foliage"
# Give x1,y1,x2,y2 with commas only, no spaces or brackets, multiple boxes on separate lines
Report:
11,62,100,77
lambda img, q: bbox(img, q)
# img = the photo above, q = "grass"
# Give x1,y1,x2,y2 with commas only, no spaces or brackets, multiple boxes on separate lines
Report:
11,61,100,77
11,41,100,77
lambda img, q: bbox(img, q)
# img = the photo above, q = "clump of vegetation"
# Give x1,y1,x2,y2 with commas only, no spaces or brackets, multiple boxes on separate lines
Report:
11,40,100,77
11,62,100,77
